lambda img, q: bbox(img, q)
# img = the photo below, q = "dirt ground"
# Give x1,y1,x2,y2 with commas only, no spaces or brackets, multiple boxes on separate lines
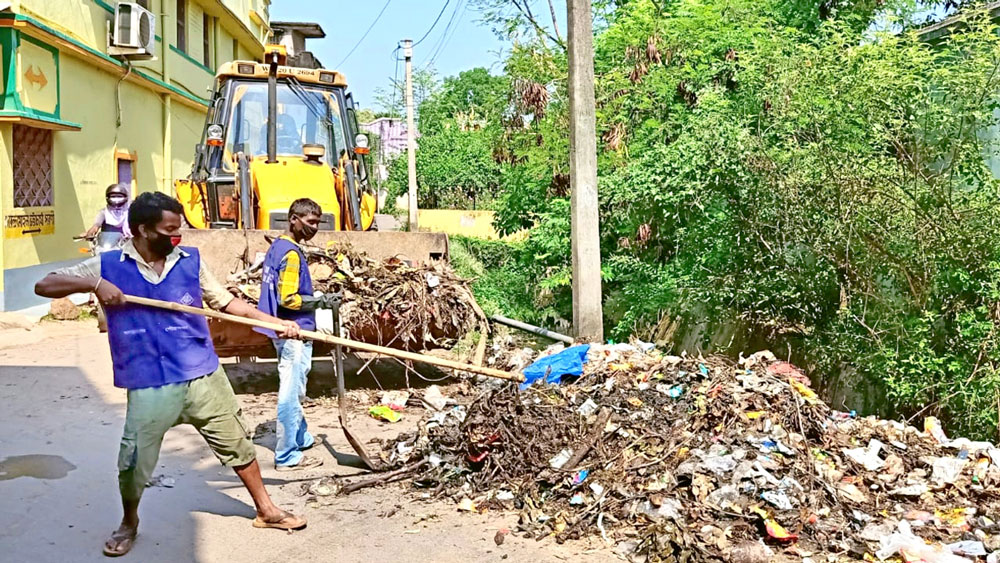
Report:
0,319,616,563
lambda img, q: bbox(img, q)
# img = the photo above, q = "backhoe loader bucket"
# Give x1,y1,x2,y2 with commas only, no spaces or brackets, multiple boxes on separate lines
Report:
181,228,449,358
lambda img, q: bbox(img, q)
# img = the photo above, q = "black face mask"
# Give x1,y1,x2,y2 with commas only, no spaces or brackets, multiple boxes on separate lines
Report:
107,195,128,208
147,231,177,257
293,216,319,241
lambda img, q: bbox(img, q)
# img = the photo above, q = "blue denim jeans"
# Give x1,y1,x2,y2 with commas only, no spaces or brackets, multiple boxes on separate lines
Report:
273,338,314,467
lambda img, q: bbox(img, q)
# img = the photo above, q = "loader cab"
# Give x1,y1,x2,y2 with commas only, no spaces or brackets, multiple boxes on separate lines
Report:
181,59,373,231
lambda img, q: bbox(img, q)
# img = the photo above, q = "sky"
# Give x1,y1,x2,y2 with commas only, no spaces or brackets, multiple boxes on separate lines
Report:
269,1,566,109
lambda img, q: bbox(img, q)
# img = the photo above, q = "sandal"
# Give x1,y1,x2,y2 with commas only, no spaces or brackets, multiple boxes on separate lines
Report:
252,511,307,531
102,528,137,557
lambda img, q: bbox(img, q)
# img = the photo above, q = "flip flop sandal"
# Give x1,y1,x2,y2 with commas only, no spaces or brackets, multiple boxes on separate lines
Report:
102,530,137,557
252,514,307,531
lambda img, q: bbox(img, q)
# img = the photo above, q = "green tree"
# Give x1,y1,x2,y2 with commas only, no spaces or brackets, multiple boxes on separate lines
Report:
373,67,440,119
418,68,509,134
384,126,502,210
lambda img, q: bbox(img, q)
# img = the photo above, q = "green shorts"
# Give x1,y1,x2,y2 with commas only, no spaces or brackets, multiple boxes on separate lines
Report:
117,367,256,500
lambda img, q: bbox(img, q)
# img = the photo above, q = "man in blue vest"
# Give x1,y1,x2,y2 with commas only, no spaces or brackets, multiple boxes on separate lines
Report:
257,198,334,471
35,192,307,557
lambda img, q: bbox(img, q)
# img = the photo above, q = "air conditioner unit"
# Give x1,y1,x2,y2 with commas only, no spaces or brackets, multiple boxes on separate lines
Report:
109,2,155,59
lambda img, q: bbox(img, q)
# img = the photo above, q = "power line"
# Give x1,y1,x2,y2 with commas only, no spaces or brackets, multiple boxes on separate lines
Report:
335,0,394,69
390,49,401,118
412,0,451,47
422,0,465,70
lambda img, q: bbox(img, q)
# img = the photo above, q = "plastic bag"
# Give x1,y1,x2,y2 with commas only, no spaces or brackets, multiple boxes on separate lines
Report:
520,344,591,389
877,521,973,563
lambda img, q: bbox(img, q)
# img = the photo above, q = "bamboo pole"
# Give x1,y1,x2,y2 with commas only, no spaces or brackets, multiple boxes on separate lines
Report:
123,295,525,383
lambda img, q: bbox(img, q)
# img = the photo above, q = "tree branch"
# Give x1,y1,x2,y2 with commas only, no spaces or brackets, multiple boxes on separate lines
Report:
547,0,564,44
512,0,565,49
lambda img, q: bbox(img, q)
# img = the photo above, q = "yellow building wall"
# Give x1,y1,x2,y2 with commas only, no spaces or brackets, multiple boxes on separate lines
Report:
170,102,205,183
15,0,109,52
2,54,172,273
0,125,10,296
0,0,268,311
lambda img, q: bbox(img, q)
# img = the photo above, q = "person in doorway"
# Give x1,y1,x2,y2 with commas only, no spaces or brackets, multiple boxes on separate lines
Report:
256,198,333,471
35,192,307,557
81,183,132,239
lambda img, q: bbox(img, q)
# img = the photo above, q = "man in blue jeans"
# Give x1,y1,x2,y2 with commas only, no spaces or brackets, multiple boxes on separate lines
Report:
257,198,335,471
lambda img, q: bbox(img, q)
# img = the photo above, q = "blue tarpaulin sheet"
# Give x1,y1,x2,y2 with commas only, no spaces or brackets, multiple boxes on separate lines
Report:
520,344,591,389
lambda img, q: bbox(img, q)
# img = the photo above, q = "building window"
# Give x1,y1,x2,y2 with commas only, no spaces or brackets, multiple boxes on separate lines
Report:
12,125,54,208
116,150,137,192
176,0,186,52
232,38,239,61
203,13,212,68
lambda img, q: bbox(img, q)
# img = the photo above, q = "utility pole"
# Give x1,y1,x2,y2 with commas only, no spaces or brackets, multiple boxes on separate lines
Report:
567,0,604,342
403,38,419,231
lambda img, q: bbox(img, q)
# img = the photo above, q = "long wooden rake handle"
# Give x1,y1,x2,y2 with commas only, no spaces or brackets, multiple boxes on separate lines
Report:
123,295,525,383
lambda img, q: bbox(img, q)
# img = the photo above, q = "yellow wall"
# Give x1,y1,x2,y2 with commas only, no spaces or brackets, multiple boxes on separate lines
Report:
1,0,270,310
15,0,108,51
0,125,10,295
2,54,169,272
415,209,502,240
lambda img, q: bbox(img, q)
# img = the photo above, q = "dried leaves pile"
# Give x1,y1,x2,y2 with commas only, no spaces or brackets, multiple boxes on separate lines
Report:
379,346,1000,562
228,243,485,350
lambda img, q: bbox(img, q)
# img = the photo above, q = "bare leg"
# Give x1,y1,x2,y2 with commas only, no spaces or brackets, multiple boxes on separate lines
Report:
233,459,305,528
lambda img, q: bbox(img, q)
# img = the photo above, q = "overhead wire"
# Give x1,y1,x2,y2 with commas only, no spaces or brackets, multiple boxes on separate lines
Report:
412,0,451,47
421,0,465,70
390,45,402,118
335,0,394,69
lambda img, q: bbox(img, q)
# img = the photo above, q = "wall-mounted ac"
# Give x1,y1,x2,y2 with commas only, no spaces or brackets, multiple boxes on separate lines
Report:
108,2,155,59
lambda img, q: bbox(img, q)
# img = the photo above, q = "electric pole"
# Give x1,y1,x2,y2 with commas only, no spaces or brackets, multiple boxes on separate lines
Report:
403,38,419,231
567,0,604,342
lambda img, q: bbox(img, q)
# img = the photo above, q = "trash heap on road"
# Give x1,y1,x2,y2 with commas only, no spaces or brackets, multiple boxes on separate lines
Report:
372,344,1000,563
227,243,485,350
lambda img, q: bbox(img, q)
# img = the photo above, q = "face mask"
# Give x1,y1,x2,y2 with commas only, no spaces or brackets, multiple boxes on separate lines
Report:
147,231,179,257
293,216,319,240
107,196,127,208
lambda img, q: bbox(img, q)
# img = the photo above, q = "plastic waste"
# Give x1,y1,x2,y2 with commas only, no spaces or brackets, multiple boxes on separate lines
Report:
422,385,450,411
843,439,887,471
925,417,950,444
700,451,741,476
380,390,410,410
368,405,401,423
572,469,589,486
877,521,973,563
706,485,741,510
948,541,987,557
931,456,968,486
577,398,599,417
639,498,684,522
790,379,821,405
521,344,591,388
762,490,794,510
764,517,798,542
549,449,573,469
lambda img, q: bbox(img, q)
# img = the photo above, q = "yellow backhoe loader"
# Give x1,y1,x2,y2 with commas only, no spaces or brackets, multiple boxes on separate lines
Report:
174,45,448,357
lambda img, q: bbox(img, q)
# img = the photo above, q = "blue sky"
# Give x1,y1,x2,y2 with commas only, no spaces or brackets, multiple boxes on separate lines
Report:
270,1,564,108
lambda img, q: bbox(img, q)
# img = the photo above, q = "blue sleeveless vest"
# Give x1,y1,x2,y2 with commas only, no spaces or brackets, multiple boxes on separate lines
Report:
100,247,219,389
256,237,315,338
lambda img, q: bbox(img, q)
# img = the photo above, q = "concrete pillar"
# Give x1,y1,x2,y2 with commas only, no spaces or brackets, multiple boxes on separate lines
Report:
403,39,418,231
567,0,604,342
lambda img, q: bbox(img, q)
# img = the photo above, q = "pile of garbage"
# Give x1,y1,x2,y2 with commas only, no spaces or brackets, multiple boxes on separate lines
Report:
372,344,1000,562
228,243,486,350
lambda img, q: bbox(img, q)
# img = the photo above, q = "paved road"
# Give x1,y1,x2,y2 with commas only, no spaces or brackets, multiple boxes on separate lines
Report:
0,321,614,563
